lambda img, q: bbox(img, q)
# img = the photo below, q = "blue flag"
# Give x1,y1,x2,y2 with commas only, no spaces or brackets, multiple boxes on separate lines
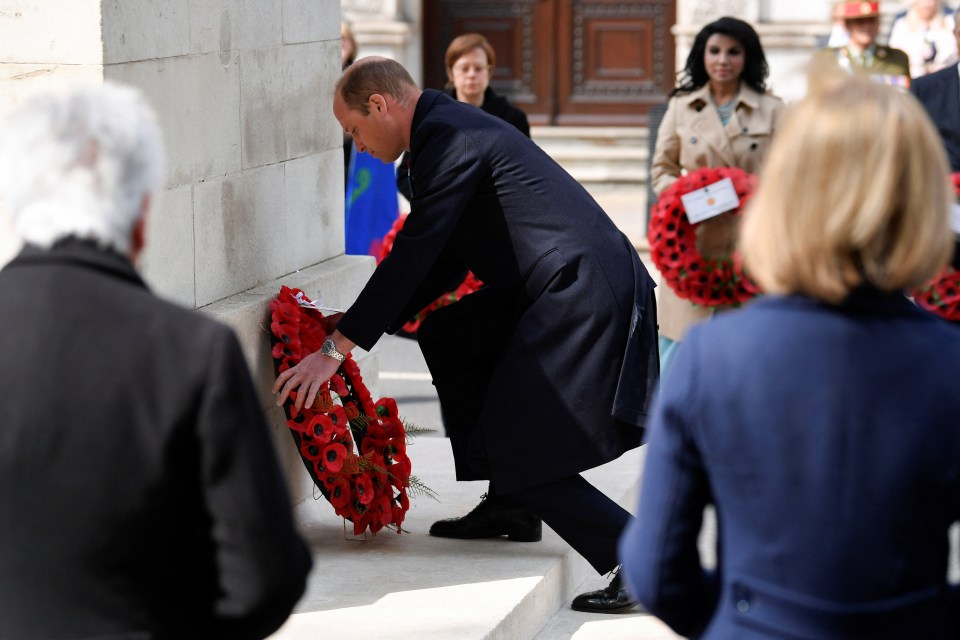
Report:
345,146,399,256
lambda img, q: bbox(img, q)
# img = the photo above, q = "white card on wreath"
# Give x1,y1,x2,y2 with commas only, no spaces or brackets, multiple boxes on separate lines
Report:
681,177,740,224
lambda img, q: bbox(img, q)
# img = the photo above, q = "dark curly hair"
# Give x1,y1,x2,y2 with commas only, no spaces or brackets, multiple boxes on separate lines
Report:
672,16,769,97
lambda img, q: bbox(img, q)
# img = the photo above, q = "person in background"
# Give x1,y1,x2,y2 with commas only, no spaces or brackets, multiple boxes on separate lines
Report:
912,14,960,283
397,32,529,201
820,1,911,86
343,21,359,188
889,0,957,78
275,56,659,614
826,0,851,47
620,73,960,639
0,83,312,639
912,14,960,171
342,21,357,70
650,16,784,374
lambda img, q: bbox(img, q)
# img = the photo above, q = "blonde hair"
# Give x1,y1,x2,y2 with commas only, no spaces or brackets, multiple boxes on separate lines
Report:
741,75,953,303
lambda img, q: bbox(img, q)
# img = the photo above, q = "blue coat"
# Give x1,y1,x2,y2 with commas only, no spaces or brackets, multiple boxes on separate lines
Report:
619,288,960,639
338,89,659,491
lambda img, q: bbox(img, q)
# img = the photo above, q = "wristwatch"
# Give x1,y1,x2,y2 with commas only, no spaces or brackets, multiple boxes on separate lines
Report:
320,337,346,363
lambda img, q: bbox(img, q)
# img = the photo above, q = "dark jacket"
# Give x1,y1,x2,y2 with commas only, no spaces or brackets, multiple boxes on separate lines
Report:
912,65,960,271
620,289,960,639
0,239,311,639
338,90,658,491
396,86,530,201
912,63,960,173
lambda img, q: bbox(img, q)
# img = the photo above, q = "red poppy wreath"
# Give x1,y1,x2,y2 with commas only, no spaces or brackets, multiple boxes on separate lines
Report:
910,173,960,321
378,213,483,334
269,286,431,535
648,166,759,307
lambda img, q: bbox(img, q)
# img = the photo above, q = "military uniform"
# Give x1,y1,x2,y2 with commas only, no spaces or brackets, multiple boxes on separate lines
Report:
829,43,911,87
816,1,912,87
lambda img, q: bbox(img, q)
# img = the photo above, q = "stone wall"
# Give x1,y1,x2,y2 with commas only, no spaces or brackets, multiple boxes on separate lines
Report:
0,0,376,505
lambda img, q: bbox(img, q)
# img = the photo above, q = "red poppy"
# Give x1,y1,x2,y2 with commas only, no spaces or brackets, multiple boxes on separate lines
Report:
328,476,351,510
328,374,349,398
305,414,334,444
300,438,324,462
322,443,348,473
354,474,375,505
375,397,399,419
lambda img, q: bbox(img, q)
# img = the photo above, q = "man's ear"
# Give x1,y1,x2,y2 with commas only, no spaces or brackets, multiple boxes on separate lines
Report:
369,93,386,113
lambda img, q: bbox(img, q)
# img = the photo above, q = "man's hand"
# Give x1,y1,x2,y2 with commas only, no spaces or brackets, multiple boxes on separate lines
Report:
272,327,356,413
273,350,341,413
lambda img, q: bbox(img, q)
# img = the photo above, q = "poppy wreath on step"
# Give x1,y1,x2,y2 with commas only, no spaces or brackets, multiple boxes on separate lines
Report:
269,286,412,535
648,166,760,307
377,213,483,335
910,173,960,322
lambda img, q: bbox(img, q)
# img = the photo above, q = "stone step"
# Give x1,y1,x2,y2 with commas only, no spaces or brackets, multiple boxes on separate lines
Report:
267,437,654,640
532,126,651,188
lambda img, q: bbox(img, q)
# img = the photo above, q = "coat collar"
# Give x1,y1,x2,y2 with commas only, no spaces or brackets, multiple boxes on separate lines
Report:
410,88,448,148
4,237,146,289
679,82,763,113
678,83,767,166
757,285,925,318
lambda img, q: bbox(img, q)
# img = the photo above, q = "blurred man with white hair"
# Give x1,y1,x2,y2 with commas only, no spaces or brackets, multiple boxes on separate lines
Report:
0,82,311,639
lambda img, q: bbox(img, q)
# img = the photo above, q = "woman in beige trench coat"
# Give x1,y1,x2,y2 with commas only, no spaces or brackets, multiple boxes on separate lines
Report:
651,16,784,372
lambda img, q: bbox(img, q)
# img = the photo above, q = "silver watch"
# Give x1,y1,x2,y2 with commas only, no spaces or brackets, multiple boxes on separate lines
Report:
320,337,346,363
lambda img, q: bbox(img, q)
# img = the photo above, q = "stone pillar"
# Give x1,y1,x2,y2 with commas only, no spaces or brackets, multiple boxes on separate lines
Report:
342,0,422,84
0,0,376,505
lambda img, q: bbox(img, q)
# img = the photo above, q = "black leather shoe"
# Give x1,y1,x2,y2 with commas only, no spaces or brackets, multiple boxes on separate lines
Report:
570,571,640,613
429,493,542,542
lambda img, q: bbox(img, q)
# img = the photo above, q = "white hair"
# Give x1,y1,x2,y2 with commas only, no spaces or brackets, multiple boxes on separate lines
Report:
0,82,164,254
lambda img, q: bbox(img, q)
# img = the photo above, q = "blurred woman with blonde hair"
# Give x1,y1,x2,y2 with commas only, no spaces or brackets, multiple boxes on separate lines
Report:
620,75,960,638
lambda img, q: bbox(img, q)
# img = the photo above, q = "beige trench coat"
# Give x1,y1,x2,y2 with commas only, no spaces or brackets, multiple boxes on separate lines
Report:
651,83,784,341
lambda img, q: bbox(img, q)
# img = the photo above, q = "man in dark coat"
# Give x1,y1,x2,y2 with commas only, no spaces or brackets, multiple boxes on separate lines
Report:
0,83,311,639
274,57,659,612
912,16,960,273
912,18,960,174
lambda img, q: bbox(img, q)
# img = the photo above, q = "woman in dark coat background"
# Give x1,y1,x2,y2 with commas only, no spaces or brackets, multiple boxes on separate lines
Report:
397,32,529,200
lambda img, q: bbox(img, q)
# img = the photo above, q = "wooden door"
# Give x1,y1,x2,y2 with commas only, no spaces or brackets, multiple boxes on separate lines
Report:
422,0,676,126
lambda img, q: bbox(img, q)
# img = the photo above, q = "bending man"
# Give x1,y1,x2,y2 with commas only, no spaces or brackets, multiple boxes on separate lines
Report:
274,57,658,612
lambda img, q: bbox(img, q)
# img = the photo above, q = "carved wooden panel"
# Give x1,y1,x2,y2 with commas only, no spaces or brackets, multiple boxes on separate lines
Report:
423,0,676,125
557,0,676,125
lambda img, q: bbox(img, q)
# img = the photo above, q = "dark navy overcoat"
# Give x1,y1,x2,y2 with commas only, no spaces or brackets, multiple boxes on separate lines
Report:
338,89,658,491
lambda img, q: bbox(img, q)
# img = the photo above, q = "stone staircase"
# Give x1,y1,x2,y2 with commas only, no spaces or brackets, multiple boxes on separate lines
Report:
532,126,652,254
267,437,682,640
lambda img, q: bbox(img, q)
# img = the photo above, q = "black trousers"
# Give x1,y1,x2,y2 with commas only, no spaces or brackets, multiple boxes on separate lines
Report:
418,290,631,574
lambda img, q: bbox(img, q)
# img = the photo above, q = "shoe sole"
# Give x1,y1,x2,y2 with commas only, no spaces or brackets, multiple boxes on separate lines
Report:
569,602,641,614
429,530,543,542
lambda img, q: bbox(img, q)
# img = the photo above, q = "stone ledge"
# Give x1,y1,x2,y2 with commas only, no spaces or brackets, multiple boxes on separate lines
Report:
268,438,645,640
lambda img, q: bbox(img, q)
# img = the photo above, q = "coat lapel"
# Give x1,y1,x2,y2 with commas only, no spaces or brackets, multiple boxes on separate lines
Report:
683,86,737,167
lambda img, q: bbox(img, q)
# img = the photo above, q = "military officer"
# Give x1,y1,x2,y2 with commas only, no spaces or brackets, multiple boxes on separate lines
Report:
819,1,911,87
